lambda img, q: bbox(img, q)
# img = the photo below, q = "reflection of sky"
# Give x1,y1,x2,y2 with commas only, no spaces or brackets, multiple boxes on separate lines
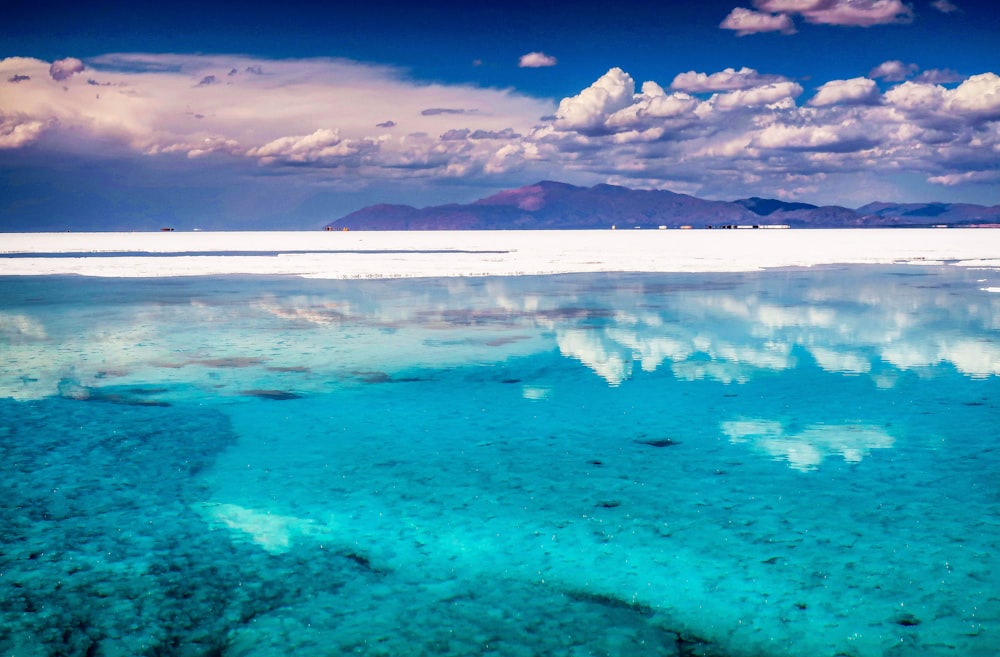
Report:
1,267,998,402
548,269,1000,385
722,419,895,471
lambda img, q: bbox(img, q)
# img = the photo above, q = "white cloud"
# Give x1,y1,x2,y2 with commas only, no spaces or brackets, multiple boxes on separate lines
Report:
932,0,959,12
800,0,913,26
2,54,998,207
929,171,1000,186
725,1,914,36
756,0,913,26
712,81,803,110
720,7,796,35
886,74,1000,121
553,67,635,132
883,80,948,114
869,60,918,82
671,67,789,93
947,73,1000,117
752,124,871,152
809,77,880,106
0,54,553,169
49,57,85,81
915,68,963,84
518,52,557,68
0,112,46,149
245,128,379,165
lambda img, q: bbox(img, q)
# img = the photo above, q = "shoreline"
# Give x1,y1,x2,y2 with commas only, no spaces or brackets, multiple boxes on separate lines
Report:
2,229,999,278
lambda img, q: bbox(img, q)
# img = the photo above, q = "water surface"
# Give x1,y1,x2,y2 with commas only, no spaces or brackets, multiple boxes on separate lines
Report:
1,266,998,656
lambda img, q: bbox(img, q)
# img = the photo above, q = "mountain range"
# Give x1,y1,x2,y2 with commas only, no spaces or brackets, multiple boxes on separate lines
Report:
325,181,1000,230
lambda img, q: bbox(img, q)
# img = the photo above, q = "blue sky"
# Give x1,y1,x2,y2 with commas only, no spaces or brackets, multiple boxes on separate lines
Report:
2,0,998,230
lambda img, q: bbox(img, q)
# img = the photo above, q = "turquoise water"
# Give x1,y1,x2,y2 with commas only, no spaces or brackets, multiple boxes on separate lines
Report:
1,267,997,657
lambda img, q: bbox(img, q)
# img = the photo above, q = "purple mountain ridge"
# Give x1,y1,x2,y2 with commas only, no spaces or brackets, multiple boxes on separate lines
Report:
325,181,1000,230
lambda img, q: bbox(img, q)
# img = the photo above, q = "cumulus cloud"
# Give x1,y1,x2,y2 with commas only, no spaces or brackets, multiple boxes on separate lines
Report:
915,68,963,84
712,81,803,109
787,0,914,26
605,83,699,130
0,54,551,162
886,73,1000,122
946,73,1000,116
534,65,998,203
0,112,46,148
518,52,557,68
724,1,914,35
929,171,1000,186
720,7,796,35
553,67,635,132
49,57,85,81
808,77,880,106
245,128,376,165
1,53,998,207
671,67,789,92
869,60,918,82
752,123,877,152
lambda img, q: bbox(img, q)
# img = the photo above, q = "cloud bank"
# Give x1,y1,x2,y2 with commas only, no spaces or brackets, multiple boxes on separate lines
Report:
0,53,998,209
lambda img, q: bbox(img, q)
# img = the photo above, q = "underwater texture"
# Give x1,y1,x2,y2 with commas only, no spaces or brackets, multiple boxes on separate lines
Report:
1,266,998,656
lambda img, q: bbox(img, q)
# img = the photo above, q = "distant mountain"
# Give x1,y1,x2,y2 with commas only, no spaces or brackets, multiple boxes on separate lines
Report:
325,181,1000,230
855,201,1000,226
733,197,818,216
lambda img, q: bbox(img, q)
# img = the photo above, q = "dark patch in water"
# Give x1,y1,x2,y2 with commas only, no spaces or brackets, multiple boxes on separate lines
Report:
501,378,522,384
894,612,922,627
240,389,302,401
596,500,621,509
193,357,267,368
562,590,655,618
635,438,681,448
351,370,392,383
343,552,385,574
59,382,172,407
675,631,721,657
344,370,429,384
484,336,529,347
87,394,172,408
265,365,311,373
124,387,170,395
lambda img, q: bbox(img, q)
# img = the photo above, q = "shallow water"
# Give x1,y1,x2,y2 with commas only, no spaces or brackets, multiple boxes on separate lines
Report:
1,267,998,657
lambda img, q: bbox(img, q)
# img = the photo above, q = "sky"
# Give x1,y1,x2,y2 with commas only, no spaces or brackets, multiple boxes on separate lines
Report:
1,0,999,230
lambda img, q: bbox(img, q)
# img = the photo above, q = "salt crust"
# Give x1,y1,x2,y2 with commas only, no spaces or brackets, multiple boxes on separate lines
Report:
2,228,999,278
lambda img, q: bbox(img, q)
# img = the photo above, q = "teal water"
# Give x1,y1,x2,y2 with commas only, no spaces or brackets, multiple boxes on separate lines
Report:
1,267,998,657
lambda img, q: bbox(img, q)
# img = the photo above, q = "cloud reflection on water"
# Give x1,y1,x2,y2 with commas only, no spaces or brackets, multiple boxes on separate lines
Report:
0,267,997,403
721,419,896,471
